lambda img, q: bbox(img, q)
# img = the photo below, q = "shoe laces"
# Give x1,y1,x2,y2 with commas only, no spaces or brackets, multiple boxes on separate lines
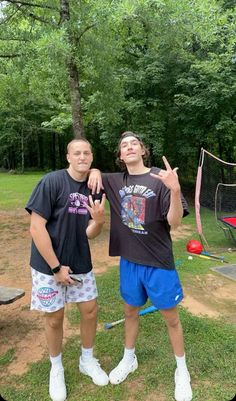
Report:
89,358,102,370
51,367,64,384
176,370,190,387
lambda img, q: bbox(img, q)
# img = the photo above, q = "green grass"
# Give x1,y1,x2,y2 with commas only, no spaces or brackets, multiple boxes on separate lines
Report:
0,348,15,366
0,172,111,211
0,173,236,400
0,172,44,209
1,267,236,401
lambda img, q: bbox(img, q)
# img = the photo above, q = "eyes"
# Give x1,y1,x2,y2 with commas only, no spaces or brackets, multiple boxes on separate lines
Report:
120,140,139,148
73,151,92,156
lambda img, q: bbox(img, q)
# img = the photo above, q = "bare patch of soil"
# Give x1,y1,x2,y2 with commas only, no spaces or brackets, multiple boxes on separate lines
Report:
183,273,236,322
0,210,235,381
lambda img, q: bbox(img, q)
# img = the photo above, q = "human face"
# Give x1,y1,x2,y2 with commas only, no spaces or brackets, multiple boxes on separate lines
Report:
67,141,93,179
119,136,145,167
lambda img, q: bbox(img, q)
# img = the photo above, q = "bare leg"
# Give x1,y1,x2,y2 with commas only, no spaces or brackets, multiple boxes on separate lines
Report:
46,308,67,401
160,306,184,356
124,303,140,348
109,303,139,384
161,307,192,401
78,299,109,386
45,308,64,357
77,299,98,348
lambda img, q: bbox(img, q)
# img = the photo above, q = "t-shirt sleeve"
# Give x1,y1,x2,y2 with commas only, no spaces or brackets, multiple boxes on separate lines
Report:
160,187,189,218
181,194,189,217
25,174,58,221
101,173,113,199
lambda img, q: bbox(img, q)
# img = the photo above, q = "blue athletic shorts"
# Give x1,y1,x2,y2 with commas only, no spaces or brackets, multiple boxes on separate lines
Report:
120,257,183,310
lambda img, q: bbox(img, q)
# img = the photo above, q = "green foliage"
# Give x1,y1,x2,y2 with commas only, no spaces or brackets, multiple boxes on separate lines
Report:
0,0,235,172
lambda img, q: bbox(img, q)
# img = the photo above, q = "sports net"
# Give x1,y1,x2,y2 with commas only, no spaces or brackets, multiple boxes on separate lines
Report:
195,148,236,249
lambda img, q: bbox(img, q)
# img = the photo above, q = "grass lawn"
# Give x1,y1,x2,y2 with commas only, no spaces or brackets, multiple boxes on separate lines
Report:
1,266,236,401
0,172,44,209
0,172,236,401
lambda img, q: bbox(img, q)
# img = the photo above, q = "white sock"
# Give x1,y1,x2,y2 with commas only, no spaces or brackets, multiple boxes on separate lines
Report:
123,347,135,363
175,354,188,374
81,346,93,362
50,353,63,370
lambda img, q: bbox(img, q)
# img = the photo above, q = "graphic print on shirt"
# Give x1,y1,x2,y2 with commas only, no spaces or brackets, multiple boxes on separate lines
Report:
68,192,88,215
119,184,156,235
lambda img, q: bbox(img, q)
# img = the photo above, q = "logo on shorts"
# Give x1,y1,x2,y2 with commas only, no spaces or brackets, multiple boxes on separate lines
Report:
37,287,58,307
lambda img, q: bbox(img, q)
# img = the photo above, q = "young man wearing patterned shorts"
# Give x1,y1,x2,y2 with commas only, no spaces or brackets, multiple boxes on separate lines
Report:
26,139,109,401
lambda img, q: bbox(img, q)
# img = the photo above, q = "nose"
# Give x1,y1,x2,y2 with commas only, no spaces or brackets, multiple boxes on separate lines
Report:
127,142,133,150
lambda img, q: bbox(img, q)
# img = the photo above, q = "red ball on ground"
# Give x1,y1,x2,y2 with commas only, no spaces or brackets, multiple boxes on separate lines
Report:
186,239,203,254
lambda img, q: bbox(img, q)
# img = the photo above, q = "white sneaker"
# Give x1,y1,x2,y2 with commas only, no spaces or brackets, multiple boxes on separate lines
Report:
109,355,138,385
79,357,109,386
175,368,193,401
49,367,67,401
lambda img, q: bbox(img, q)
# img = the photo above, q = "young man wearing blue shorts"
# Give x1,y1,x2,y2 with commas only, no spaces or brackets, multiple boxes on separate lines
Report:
90,131,192,401
26,139,109,401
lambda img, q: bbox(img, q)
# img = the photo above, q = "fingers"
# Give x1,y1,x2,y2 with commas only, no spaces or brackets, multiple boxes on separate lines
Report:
88,194,94,207
150,172,161,180
85,194,106,214
100,193,106,207
162,156,171,170
88,178,104,195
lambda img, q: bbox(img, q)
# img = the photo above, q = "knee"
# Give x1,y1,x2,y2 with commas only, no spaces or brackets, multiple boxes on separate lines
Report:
82,303,98,321
124,307,139,320
46,311,64,330
165,316,181,329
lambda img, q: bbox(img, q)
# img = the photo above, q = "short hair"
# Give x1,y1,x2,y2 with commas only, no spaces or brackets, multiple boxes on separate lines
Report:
116,131,150,170
67,138,93,153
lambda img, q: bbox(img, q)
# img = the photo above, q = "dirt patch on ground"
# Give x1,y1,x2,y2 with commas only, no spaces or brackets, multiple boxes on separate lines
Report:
182,273,236,322
0,210,235,381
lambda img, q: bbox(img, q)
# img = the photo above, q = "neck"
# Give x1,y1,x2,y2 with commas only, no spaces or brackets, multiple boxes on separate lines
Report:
126,161,150,175
67,167,88,182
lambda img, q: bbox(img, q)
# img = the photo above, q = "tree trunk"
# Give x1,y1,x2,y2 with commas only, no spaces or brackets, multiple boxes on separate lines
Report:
60,0,85,138
21,130,25,173
68,60,85,138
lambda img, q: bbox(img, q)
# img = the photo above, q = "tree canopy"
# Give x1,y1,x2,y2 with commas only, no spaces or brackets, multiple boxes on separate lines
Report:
0,0,235,176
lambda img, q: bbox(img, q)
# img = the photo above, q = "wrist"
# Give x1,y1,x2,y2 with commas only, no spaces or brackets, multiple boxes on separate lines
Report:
171,187,181,195
51,264,61,274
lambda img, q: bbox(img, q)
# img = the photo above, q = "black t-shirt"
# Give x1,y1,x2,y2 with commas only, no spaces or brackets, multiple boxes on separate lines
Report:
25,169,93,275
102,168,189,270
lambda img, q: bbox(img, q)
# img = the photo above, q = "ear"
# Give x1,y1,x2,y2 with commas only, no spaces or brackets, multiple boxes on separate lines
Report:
66,154,70,163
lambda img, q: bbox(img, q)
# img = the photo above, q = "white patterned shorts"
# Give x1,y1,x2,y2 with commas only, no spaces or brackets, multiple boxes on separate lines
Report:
31,268,98,313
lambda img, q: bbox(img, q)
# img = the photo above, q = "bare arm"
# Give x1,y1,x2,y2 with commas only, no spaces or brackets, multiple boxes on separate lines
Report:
30,212,74,284
85,194,106,239
87,168,103,194
150,156,183,229
166,188,183,229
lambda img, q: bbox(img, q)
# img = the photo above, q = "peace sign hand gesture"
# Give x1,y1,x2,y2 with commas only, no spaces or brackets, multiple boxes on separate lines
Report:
150,156,181,193
85,193,106,225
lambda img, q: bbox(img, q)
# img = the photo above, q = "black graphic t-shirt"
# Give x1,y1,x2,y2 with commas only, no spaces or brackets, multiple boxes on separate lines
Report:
102,168,189,270
25,169,93,275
